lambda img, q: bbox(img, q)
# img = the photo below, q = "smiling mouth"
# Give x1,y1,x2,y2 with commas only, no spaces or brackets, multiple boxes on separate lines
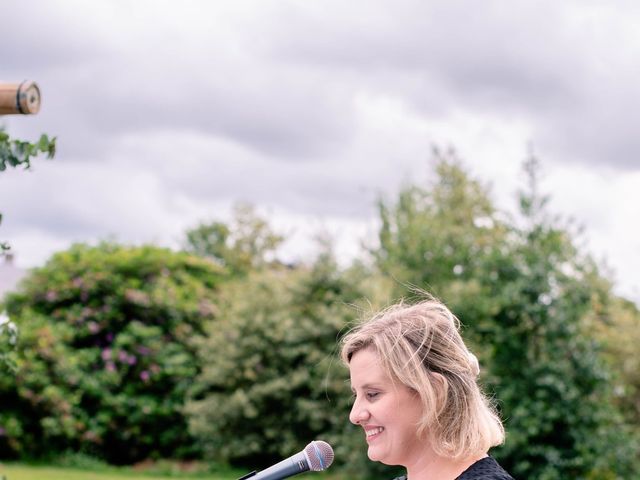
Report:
365,427,384,439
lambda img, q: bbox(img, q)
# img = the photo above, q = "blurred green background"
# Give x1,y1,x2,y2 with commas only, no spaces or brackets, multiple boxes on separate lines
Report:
1,145,639,480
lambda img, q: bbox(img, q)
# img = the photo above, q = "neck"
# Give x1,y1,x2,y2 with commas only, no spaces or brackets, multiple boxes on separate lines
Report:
406,449,488,480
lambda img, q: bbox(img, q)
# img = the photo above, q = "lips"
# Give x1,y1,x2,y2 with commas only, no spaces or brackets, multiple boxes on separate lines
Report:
365,426,384,441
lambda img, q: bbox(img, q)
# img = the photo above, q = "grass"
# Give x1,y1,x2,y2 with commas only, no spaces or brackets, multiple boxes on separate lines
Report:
0,462,245,480
0,453,349,480
0,463,349,480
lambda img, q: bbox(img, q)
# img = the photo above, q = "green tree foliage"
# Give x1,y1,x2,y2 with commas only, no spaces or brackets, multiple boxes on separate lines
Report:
185,250,386,474
587,295,640,475
0,128,56,371
593,297,640,426
0,129,56,172
184,203,284,276
0,243,224,464
376,148,507,304
482,156,636,479
374,152,638,478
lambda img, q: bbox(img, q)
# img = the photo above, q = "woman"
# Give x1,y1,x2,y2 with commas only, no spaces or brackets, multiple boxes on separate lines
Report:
341,298,514,480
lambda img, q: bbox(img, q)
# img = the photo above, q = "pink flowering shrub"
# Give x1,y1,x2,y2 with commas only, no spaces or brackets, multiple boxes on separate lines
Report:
0,243,223,463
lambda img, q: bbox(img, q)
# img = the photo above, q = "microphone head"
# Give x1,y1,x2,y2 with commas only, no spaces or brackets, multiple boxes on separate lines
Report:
304,440,334,472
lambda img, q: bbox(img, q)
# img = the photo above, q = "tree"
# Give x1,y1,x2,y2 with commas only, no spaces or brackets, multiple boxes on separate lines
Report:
376,148,507,303
0,243,224,463
184,203,283,276
478,155,637,478
373,151,638,478
592,297,640,427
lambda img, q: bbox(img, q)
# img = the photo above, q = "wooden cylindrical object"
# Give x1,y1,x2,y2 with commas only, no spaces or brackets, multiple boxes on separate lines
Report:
0,81,41,115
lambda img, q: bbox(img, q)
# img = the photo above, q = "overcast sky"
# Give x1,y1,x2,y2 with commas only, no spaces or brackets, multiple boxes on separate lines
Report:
1,0,638,304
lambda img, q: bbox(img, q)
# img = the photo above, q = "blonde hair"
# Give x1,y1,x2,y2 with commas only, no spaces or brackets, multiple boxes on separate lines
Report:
341,298,504,459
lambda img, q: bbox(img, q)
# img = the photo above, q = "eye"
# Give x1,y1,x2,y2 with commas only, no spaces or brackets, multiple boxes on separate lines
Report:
366,391,380,400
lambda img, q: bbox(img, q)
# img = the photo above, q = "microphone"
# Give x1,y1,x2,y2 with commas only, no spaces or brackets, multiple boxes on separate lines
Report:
238,440,334,480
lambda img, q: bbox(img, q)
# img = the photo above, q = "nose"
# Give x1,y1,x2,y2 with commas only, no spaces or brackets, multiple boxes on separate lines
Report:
349,396,370,425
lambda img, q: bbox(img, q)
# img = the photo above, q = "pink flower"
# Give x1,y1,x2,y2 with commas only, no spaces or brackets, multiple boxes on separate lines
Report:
101,348,112,361
136,346,151,356
106,362,116,372
140,371,150,382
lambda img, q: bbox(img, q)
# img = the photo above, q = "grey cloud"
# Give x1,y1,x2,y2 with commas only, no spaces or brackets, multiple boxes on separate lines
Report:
0,160,175,240
127,140,378,218
0,0,637,305
261,1,637,169
5,0,639,172
5,56,356,163
0,1,114,74
91,69,355,160
264,1,583,101
7,0,637,173
2,0,358,162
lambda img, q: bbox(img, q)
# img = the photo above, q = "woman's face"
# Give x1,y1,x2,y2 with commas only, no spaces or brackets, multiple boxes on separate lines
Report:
349,347,425,467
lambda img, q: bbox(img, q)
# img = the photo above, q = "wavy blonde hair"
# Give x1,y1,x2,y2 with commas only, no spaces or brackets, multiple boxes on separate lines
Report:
341,298,504,459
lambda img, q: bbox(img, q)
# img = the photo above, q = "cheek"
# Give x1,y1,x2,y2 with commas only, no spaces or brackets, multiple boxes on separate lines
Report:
397,396,424,429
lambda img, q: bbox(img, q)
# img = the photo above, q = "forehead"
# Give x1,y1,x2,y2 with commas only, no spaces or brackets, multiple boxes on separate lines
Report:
348,347,391,386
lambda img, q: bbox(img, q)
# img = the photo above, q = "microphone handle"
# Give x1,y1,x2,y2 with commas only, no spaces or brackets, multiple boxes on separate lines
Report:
253,451,309,480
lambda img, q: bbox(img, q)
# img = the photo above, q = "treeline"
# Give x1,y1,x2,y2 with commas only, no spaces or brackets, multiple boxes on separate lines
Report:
1,152,639,479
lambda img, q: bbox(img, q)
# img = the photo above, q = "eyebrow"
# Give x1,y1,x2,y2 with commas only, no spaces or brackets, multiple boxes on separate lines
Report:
350,382,383,393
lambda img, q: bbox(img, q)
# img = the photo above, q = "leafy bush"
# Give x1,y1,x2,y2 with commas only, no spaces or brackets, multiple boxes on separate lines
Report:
1,127,56,366
185,253,394,476
0,311,18,372
0,243,224,463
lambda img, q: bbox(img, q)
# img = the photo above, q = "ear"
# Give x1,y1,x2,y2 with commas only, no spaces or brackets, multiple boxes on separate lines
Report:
428,371,449,413
429,371,447,387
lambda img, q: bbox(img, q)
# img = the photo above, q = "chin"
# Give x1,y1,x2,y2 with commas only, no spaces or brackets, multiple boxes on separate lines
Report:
367,448,391,465
367,448,382,462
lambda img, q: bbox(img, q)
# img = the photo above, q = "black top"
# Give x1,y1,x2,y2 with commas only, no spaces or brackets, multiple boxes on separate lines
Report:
393,456,514,480
456,457,513,479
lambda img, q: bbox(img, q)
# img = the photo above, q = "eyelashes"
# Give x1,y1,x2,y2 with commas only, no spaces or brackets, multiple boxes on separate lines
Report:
351,390,382,402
